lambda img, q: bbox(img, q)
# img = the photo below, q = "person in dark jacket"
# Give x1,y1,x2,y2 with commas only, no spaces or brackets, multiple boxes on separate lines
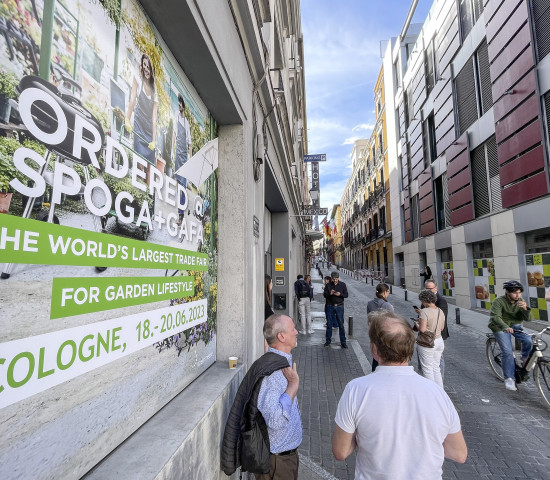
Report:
324,271,349,348
367,283,394,372
221,314,296,476
414,279,449,378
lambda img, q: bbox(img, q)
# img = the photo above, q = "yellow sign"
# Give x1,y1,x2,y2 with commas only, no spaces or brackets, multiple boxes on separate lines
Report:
275,258,285,271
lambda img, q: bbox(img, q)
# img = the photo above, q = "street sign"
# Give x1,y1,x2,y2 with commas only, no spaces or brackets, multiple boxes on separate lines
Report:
304,154,326,162
302,207,328,215
275,258,285,271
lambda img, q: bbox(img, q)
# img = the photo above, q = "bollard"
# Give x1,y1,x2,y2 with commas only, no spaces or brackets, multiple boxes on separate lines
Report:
371,278,374,286
455,307,460,324
390,284,393,294
404,290,408,301
348,316,353,337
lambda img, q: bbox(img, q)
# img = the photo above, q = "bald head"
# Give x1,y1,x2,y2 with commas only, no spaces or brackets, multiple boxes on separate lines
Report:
368,310,415,365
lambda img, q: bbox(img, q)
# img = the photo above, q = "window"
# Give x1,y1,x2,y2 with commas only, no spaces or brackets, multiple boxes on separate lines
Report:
433,174,449,231
411,194,420,240
531,0,550,61
454,40,493,135
459,0,484,41
472,240,493,259
422,114,437,167
424,40,436,95
471,136,501,218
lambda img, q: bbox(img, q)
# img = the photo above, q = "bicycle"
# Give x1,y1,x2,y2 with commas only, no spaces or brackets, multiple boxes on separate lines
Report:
486,326,550,408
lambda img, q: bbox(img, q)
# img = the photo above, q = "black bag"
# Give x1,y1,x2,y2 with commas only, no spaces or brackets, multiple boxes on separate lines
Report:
298,280,310,298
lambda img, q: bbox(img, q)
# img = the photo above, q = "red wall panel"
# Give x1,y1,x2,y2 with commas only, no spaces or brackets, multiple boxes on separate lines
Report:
495,94,539,143
489,24,532,82
487,0,527,55
492,48,534,100
448,168,472,196
450,203,474,226
492,70,536,122
501,171,549,208
497,121,542,164
447,149,469,178
499,145,545,185
449,185,473,209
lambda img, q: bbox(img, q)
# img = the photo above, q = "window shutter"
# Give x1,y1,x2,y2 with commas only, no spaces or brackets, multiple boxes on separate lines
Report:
477,40,493,114
544,92,550,144
455,58,478,134
486,136,502,212
532,0,550,61
425,42,435,94
411,195,420,240
471,144,490,217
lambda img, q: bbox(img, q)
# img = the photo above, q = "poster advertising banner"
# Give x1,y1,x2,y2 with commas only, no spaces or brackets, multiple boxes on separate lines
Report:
473,259,495,310
0,0,218,477
525,253,550,321
440,261,455,297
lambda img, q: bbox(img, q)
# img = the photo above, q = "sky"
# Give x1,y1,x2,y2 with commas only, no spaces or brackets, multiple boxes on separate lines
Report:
301,0,433,211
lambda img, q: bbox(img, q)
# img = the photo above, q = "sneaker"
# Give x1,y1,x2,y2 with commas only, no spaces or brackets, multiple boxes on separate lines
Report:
504,378,517,391
324,341,331,347
341,343,348,349
299,330,306,335
308,329,314,334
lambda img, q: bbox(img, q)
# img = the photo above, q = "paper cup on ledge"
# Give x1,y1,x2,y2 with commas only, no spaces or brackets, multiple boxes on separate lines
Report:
228,357,238,369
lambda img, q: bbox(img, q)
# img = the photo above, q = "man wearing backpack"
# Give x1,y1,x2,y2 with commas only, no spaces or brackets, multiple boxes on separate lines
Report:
367,283,394,371
294,275,312,334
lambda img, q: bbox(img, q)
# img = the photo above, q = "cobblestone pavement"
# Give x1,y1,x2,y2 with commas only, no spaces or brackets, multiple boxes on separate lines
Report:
293,267,550,480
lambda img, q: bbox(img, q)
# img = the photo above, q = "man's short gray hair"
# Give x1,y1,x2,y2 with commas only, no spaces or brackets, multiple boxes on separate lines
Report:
425,279,437,287
264,314,288,346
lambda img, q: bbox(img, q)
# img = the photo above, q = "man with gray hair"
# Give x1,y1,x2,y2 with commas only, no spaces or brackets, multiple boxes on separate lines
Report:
332,310,467,479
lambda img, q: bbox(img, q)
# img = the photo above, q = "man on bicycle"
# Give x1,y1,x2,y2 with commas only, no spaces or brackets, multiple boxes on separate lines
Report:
489,280,533,391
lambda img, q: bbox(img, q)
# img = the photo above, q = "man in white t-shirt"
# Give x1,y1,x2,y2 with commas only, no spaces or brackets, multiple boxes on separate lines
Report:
332,310,467,480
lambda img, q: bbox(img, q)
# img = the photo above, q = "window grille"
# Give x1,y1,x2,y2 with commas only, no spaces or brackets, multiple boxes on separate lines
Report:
531,0,550,61
471,143,490,217
455,57,478,134
477,40,493,114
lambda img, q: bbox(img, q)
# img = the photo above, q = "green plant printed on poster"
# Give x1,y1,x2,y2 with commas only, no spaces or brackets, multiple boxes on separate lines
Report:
51,275,194,318
1,215,208,269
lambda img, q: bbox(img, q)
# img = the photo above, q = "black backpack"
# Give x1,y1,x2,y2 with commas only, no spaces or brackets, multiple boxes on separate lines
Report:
298,280,310,298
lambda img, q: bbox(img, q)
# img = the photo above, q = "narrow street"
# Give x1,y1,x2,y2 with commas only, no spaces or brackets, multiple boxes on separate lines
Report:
294,267,550,480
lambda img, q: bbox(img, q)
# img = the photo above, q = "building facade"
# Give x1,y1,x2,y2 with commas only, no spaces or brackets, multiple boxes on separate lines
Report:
385,0,550,317
0,0,309,478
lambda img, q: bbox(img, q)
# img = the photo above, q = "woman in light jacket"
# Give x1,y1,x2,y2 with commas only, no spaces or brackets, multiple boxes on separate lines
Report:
414,289,445,387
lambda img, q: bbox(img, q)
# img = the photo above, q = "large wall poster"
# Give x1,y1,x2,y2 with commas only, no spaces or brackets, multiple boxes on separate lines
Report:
0,0,218,477
525,253,550,321
440,261,454,298
473,259,495,310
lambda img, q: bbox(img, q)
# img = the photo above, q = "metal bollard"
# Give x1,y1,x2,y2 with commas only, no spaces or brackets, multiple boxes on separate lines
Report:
390,284,393,294
455,307,460,324
371,278,374,286
404,290,408,301
348,316,353,337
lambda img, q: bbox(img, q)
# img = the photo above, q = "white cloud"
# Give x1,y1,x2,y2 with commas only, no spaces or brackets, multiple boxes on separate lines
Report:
352,123,375,132
342,136,362,145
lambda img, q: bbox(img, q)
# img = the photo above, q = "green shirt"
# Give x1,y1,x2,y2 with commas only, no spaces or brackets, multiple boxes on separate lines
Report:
488,295,533,332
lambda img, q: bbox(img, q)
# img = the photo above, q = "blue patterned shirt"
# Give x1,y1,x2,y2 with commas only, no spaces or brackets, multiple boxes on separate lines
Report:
257,347,302,453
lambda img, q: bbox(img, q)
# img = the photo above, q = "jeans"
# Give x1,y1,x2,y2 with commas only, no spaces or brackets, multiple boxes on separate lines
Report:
326,304,346,345
493,326,533,380
298,297,311,331
417,337,445,387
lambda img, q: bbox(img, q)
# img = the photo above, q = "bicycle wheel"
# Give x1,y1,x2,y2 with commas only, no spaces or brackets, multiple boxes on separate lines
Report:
534,359,550,409
486,337,504,381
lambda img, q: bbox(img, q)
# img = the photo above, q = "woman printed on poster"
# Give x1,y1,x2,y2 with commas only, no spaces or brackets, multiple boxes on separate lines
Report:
125,53,158,164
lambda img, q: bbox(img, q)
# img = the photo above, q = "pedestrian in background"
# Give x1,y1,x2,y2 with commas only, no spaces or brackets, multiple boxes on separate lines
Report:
304,274,314,333
414,280,449,377
265,274,274,320
294,275,312,334
323,275,332,328
367,283,393,371
324,271,348,348
414,290,445,387
332,310,467,479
